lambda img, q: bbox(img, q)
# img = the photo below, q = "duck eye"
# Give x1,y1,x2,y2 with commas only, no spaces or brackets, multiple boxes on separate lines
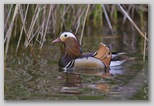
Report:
64,34,67,37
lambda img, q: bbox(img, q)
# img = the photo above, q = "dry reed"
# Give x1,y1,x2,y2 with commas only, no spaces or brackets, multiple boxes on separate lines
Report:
117,4,148,41
80,4,90,45
4,4,148,60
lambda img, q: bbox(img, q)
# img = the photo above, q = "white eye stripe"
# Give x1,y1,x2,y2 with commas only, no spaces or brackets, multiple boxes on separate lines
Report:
60,32,77,41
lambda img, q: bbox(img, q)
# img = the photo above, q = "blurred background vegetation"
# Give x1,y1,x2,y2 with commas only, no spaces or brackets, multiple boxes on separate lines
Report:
4,4,148,60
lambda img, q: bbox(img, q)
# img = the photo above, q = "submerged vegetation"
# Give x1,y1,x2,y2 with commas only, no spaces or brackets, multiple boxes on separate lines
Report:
4,4,148,60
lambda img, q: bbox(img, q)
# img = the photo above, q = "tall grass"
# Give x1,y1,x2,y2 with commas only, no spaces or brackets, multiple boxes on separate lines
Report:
4,4,148,60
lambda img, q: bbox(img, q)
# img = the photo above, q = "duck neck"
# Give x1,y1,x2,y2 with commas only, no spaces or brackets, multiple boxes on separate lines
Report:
62,38,82,59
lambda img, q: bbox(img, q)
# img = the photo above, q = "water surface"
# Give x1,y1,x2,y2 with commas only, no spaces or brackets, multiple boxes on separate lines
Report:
4,29,148,100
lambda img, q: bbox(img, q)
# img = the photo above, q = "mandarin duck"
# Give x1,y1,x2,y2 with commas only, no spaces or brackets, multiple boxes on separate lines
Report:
52,32,112,69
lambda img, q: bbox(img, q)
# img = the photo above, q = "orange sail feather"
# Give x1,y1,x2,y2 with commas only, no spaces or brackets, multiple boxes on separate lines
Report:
94,43,112,68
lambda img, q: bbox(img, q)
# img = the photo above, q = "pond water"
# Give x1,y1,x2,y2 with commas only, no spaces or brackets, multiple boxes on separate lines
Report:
4,22,148,100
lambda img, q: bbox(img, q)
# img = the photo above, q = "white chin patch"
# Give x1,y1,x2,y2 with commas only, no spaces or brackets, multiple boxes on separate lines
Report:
74,57,105,69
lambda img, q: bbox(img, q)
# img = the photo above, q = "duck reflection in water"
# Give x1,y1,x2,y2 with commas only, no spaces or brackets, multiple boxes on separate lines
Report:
59,68,113,94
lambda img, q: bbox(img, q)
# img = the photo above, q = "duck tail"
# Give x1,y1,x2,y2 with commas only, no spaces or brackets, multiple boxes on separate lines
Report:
94,43,112,68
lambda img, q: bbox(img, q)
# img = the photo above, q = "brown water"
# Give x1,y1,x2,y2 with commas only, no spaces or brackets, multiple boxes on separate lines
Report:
4,27,148,100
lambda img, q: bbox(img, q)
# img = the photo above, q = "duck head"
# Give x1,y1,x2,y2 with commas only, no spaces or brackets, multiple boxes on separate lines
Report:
52,32,82,67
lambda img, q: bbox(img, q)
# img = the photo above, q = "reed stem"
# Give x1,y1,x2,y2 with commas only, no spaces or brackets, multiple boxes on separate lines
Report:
19,5,38,61
102,4,114,35
40,4,52,51
143,32,146,61
5,4,20,59
4,4,13,33
16,4,29,53
122,4,132,25
117,4,148,42
80,4,90,45
24,4,41,47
